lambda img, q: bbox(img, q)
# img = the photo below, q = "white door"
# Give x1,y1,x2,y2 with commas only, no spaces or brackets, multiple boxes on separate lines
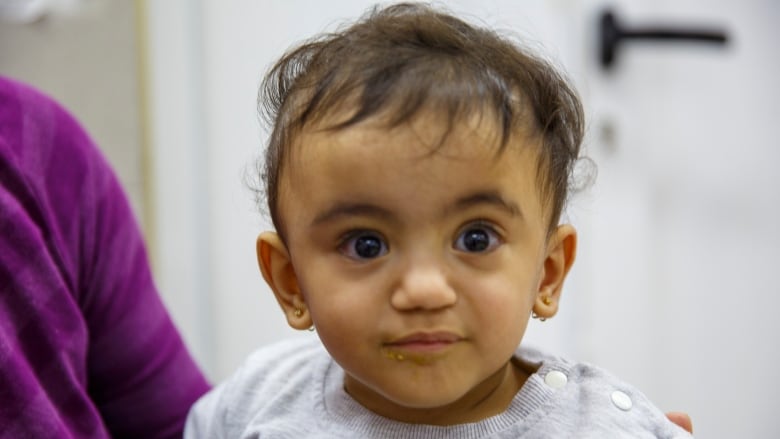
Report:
577,1,780,437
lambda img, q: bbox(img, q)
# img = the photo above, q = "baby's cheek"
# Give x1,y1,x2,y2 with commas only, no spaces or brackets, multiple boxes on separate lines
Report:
470,279,534,334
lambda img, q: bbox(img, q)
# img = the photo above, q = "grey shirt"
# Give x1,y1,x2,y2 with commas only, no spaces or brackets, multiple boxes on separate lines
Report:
185,337,691,438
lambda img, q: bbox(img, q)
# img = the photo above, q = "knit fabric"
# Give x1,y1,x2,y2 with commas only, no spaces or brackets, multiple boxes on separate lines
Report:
186,337,691,438
0,76,210,438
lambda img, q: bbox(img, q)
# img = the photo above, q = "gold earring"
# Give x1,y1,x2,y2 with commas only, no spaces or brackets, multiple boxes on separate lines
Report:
533,296,552,322
293,308,303,318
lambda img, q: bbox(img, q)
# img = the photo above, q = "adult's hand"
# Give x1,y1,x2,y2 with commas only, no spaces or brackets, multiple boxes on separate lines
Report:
666,412,693,434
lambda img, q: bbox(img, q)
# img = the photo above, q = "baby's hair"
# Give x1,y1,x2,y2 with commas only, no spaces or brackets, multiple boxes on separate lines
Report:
258,2,584,238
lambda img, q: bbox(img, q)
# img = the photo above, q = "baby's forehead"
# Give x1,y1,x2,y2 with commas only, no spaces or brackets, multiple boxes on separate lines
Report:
284,111,545,193
297,105,538,154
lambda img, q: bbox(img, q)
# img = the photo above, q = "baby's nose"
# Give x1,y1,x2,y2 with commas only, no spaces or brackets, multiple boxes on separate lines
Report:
390,263,457,311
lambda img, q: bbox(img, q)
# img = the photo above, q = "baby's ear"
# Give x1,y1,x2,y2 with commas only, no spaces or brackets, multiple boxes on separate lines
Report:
532,224,577,320
256,232,312,330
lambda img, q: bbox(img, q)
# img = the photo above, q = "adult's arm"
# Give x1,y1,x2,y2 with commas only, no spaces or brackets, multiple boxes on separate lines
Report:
0,76,210,438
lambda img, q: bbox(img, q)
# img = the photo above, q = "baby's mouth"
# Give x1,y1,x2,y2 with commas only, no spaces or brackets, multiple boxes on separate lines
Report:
383,331,463,360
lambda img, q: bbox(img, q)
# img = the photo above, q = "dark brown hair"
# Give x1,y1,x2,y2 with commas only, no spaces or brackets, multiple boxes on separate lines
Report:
258,2,584,237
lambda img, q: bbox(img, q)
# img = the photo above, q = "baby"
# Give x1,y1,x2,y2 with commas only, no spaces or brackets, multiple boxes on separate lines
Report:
186,3,692,437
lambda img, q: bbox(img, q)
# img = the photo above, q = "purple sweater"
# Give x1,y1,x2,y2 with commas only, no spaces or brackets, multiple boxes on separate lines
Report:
0,77,210,438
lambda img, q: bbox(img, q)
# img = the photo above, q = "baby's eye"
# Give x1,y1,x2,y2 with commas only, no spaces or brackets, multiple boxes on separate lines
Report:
454,224,501,253
339,232,388,260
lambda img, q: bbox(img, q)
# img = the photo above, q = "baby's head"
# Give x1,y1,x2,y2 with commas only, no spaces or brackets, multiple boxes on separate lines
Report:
256,2,583,425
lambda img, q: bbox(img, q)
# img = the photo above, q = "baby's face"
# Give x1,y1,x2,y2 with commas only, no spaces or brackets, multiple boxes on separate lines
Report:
272,111,570,424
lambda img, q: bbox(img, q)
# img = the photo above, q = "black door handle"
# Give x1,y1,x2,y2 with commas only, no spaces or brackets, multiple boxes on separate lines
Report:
600,9,728,69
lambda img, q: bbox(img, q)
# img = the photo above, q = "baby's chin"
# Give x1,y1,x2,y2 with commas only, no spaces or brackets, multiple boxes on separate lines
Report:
344,361,518,424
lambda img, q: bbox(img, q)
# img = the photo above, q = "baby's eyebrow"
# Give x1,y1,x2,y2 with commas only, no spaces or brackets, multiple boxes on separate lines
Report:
310,191,522,228
449,191,523,219
310,202,397,227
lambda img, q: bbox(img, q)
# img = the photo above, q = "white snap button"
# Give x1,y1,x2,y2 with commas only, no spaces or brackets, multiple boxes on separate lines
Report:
611,390,633,411
544,371,568,389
